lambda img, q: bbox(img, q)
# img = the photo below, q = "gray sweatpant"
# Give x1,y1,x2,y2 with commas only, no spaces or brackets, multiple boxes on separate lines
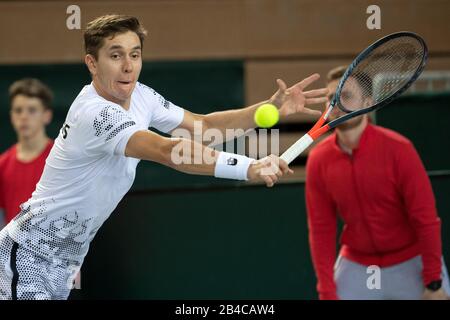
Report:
335,255,450,300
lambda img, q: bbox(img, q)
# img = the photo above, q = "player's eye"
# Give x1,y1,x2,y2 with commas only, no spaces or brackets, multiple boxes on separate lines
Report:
131,52,140,59
111,53,121,59
341,92,352,100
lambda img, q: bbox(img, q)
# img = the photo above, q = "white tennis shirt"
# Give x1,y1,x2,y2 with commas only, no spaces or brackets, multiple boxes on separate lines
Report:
7,82,184,265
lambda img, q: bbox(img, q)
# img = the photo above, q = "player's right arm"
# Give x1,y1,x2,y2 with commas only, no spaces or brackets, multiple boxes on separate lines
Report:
124,130,292,187
79,101,291,187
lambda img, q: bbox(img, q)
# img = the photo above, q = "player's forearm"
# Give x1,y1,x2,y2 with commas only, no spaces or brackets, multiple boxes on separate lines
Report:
165,138,219,176
128,133,221,176
165,138,255,181
126,130,255,180
203,101,269,139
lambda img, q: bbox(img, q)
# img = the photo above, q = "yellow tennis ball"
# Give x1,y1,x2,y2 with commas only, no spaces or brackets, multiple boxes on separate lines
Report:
254,103,279,128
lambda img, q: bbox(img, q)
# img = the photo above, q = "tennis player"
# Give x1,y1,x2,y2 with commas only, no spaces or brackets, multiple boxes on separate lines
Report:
0,14,327,299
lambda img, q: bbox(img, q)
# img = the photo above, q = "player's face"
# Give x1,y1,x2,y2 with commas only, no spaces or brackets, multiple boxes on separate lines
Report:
326,78,366,131
88,31,142,106
10,95,52,140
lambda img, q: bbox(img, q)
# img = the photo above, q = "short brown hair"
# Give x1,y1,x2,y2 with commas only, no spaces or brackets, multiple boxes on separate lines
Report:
9,78,53,110
326,65,347,83
84,14,147,59
327,65,373,96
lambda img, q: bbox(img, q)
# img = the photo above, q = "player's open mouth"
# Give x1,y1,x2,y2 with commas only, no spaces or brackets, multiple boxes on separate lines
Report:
118,81,132,85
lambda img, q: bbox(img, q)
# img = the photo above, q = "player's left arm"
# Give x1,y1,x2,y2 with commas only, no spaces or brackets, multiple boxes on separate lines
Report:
176,74,327,142
397,141,448,299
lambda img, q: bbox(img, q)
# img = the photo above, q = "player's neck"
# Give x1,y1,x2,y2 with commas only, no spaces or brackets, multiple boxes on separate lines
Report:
92,80,131,110
16,131,49,162
336,118,368,154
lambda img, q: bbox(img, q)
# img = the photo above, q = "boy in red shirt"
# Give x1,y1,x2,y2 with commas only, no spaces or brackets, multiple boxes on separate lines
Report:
0,78,53,228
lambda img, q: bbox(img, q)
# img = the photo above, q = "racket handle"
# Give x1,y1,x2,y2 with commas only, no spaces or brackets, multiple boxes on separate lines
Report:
280,134,313,165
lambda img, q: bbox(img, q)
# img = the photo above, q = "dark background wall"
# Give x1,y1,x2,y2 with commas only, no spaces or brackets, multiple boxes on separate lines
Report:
74,173,450,300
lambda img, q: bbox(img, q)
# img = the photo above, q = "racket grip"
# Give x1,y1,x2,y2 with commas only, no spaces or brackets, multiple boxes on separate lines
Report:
280,134,313,165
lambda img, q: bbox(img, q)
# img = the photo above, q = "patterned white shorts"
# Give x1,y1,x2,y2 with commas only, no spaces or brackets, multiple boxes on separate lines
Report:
0,228,78,300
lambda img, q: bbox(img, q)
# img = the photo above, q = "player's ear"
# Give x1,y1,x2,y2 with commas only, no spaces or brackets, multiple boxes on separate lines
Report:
85,54,97,76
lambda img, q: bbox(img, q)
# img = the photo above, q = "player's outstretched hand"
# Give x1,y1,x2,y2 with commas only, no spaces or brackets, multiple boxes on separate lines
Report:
247,154,294,187
270,74,328,118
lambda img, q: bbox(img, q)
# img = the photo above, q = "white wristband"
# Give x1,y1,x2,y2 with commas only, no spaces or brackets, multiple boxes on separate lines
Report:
214,152,255,181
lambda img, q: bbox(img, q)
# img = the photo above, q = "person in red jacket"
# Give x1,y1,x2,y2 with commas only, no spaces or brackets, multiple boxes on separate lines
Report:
305,65,450,300
0,78,54,228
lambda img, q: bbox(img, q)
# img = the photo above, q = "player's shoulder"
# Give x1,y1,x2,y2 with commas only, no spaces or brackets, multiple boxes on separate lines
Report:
135,81,162,96
133,81,171,109
370,124,413,148
132,81,154,104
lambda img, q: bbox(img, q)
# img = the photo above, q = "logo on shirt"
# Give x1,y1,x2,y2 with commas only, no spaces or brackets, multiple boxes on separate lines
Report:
227,157,238,166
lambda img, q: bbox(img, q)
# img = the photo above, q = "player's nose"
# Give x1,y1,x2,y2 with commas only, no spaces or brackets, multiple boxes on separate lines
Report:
122,57,133,73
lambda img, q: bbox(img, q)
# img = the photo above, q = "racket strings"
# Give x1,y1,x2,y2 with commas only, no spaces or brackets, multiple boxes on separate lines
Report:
339,36,425,112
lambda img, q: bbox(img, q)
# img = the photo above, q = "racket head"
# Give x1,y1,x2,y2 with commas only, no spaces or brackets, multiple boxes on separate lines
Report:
332,32,427,116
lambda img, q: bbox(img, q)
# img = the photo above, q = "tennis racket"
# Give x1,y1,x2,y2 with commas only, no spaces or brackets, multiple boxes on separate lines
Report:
280,31,428,164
